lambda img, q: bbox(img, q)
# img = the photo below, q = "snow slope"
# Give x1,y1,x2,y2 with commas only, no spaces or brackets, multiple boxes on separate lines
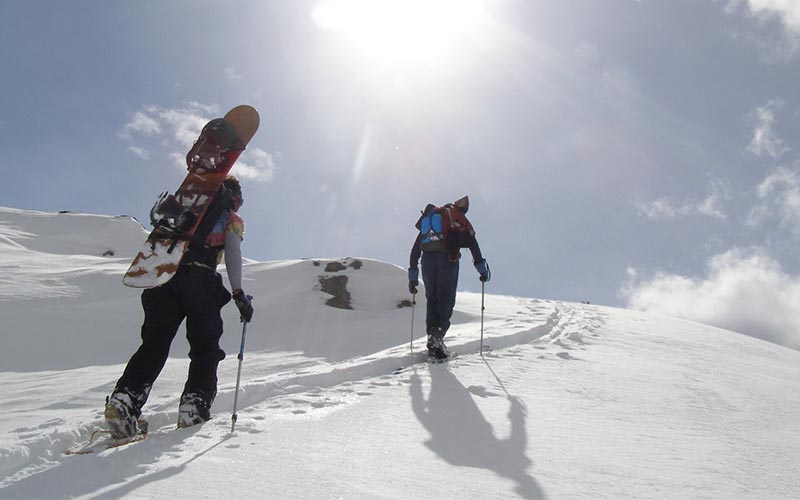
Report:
0,207,798,500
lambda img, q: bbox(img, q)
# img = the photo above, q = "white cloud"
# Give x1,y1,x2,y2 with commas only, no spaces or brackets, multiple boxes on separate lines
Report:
743,0,800,36
225,67,244,81
622,247,800,350
747,100,789,158
231,147,276,182
127,146,150,159
158,107,210,147
117,103,276,183
118,103,212,149
636,179,731,221
116,111,162,140
747,165,800,237
729,0,800,55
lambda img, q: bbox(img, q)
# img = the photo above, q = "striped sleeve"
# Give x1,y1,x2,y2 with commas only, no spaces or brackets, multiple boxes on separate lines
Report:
226,212,245,240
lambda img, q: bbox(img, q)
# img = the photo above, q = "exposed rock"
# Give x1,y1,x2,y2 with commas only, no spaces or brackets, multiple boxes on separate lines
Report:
319,275,352,309
324,261,347,272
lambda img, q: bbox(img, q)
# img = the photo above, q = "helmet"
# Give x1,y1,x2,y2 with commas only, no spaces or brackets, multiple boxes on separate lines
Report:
222,175,244,210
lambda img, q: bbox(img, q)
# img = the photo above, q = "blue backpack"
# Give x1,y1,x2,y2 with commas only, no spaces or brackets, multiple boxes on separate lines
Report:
417,204,450,252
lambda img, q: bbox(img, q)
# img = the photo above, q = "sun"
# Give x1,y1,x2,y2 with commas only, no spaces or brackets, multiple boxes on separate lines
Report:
312,0,487,70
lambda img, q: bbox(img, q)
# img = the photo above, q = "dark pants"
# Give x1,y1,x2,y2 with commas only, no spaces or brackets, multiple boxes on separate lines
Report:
114,266,231,413
421,251,459,338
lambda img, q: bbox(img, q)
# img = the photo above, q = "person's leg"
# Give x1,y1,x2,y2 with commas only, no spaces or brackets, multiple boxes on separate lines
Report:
435,258,460,336
107,284,184,437
421,252,440,335
178,269,229,425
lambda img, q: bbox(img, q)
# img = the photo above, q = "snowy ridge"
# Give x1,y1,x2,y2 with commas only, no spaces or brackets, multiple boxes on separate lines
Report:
1,207,798,500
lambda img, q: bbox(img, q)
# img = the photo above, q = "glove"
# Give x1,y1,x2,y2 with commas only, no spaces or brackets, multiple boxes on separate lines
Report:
408,267,419,294
232,289,254,323
474,259,491,282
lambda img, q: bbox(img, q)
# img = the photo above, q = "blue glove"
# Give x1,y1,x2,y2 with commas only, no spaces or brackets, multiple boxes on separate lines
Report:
474,259,491,282
408,267,419,294
232,290,254,323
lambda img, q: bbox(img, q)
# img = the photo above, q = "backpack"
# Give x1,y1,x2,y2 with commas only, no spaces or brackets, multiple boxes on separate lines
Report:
416,203,474,253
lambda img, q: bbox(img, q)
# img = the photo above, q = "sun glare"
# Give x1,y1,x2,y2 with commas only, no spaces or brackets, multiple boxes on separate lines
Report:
312,0,487,69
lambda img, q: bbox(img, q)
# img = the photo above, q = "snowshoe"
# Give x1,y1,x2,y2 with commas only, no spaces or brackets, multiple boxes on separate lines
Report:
104,392,141,440
177,393,211,429
427,335,449,361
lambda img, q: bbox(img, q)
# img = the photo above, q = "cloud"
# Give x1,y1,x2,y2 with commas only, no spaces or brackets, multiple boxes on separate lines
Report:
116,110,162,140
636,179,731,221
742,0,800,36
231,147,276,182
118,103,275,183
622,247,800,350
746,165,800,236
118,102,213,147
728,0,800,56
127,146,150,159
747,100,789,158
225,67,244,81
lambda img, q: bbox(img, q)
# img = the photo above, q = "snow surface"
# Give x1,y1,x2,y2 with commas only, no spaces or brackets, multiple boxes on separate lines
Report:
0,206,798,500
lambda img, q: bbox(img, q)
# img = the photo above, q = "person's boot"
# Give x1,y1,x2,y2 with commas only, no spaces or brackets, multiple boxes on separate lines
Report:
177,393,212,429
105,391,141,439
426,330,449,360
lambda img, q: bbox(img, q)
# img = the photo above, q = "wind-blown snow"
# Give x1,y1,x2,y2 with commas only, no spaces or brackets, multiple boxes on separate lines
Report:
0,207,798,499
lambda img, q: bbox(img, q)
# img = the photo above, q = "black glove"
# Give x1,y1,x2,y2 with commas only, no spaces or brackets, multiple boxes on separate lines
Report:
474,259,491,282
408,267,419,294
232,289,254,323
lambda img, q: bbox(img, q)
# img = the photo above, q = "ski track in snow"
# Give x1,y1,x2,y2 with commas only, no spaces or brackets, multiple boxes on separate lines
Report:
0,298,606,491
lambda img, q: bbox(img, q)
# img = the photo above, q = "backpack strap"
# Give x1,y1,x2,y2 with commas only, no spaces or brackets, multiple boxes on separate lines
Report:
415,203,437,230
183,186,234,264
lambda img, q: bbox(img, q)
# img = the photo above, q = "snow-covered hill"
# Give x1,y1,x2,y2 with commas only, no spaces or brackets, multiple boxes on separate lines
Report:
0,207,798,500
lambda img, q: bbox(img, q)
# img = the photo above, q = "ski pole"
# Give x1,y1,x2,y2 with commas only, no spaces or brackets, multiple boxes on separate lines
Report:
231,314,250,433
480,281,485,354
410,292,416,352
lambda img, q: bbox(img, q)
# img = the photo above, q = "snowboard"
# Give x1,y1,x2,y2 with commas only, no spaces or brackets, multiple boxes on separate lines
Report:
123,105,260,288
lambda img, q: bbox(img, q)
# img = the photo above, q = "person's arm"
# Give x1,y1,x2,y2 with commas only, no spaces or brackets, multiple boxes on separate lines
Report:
409,233,422,270
408,234,422,294
467,235,484,264
470,235,491,282
224,230,243,292
225,229,254,322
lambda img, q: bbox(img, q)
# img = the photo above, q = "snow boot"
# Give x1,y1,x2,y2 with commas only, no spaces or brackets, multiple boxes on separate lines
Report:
177,393,211,429
105,392,141,440
427,334,449,361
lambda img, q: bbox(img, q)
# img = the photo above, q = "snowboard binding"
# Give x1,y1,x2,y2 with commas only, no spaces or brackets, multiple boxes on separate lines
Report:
185,118,245,173
149,192,197,235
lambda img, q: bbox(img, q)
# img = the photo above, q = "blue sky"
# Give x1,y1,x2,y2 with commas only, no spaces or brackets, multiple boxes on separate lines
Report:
2,0,800,348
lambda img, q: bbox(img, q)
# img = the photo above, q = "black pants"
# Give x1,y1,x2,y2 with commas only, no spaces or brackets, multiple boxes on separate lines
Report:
421,251,459,337
114,266,231,412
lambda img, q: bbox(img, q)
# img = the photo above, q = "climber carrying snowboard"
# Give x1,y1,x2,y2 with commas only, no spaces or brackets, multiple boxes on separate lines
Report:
105,175,254,438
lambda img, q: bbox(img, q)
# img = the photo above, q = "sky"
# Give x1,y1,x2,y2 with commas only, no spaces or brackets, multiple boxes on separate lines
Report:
1,209,798,498
2,0,800,348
